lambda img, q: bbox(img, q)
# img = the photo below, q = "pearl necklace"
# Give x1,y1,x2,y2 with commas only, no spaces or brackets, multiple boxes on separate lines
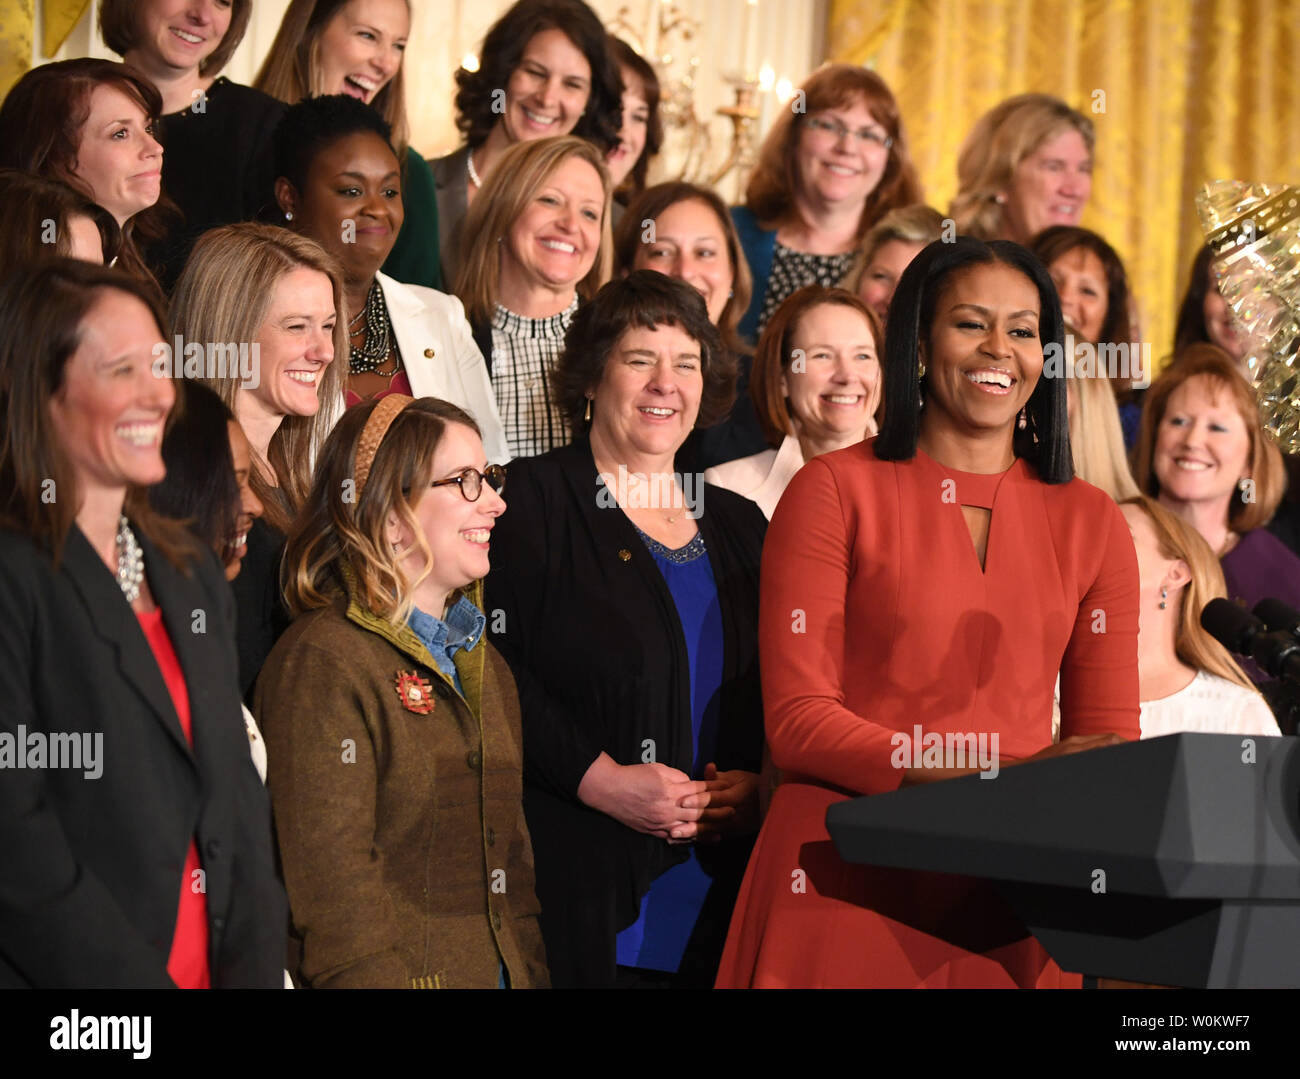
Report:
349,279,395,375
116,515,144,604
466,149,483,189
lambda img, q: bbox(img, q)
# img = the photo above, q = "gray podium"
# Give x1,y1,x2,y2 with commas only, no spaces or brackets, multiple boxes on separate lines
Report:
825,733,1300,988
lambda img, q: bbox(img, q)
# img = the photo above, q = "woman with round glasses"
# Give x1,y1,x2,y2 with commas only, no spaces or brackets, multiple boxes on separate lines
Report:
732,64,922,341
255,394,546,989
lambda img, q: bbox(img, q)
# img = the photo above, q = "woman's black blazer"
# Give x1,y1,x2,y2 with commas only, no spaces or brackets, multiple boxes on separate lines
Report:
485,439,766,987
0,524,286,987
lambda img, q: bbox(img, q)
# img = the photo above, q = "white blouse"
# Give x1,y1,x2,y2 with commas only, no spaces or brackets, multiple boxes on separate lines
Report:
1140,670,1280,739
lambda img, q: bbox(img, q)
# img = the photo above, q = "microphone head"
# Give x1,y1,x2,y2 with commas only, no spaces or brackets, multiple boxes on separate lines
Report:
1200,598,1264,655
1254,597,1300,634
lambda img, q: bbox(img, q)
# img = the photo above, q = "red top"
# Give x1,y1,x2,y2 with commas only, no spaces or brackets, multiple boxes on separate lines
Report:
716,441,1140,988
137,607,211,990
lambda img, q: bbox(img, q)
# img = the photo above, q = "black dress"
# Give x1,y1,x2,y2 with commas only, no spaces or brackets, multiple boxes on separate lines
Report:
150,78,286,290
230,517,289,701
484,439,766,987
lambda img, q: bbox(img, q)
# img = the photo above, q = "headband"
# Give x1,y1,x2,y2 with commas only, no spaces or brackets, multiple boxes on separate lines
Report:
353,394,414,500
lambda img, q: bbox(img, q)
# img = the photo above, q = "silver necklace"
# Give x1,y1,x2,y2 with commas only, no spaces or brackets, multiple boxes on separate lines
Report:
349,279,395,374
466,149,483,189
116,515,144,604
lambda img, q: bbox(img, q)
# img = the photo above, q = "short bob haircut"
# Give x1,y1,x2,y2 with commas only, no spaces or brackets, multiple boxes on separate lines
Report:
454,0,623,154
0,170,121,265
841,203,946,295
613,181,753,358
1132,343,1286,533
751,285,884,447
254,0,413,158
0,59,169,291
273,93,398,199
0,258,193,565
1172,244,1219,355
875,236,1073,484
607,34,663,200
744,63,923,242
169,223,348,535
100,0,253,79
456,135,613,322
552,269,733,434
1028,225,1134,348
148,379,242,567
950,94,1095,241
283,395,482,625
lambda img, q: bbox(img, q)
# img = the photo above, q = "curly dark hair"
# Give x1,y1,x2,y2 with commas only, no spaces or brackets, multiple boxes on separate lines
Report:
273,93,396,195
454,0,622,153
552,270,735,434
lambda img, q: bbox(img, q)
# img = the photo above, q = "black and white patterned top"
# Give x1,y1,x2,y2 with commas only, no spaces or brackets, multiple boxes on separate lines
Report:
490,296,578,459
757,242,856,335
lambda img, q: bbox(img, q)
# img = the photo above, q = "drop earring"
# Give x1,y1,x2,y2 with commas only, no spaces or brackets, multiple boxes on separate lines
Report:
1159,587,1168,610
1018,408,1027,430
584,395,593,423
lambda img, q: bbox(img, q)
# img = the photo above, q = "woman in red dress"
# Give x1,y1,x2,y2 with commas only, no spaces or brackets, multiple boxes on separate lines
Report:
716,236,1141,988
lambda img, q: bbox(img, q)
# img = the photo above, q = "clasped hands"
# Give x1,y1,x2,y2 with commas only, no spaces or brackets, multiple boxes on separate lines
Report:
577,752,759,844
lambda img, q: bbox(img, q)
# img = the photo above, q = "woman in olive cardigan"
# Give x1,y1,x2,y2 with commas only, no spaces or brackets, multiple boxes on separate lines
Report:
485,272,766,988
255,395,547,988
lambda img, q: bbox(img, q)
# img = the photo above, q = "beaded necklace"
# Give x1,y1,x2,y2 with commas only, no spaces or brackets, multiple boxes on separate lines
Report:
349,279,395,375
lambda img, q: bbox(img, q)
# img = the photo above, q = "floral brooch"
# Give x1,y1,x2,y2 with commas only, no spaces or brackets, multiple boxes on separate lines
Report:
394,670,435,715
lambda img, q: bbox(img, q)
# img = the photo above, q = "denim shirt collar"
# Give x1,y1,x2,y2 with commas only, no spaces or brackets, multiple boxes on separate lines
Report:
407,594,486,671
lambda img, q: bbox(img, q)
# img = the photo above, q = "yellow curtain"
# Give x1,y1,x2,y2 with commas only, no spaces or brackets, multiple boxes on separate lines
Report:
828,0,1300,370
1,0,91,96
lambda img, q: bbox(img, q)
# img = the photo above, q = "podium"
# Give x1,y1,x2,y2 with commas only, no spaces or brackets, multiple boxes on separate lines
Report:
825,733,1300,987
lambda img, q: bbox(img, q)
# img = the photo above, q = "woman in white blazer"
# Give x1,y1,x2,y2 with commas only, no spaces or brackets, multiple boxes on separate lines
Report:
272,94,510,463
705,286,884,518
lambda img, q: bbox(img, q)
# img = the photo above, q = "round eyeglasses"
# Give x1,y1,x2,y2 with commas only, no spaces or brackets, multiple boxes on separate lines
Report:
429,464,507,503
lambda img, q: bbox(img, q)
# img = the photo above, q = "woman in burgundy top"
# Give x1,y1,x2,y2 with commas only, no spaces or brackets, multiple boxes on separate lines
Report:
0,260,285,988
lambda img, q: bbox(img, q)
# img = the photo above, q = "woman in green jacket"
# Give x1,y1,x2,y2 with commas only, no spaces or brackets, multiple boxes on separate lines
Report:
255,395,548,988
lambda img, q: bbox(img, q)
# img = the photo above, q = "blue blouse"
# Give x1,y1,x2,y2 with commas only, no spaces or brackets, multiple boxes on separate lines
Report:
407,593,486,697
615,527,725,973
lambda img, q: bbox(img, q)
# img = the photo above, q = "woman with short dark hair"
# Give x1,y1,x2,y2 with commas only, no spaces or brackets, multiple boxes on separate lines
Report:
605,35,663,221
486,271,765,987
432,0,623,288
0,259,285,987
717,237,1140,988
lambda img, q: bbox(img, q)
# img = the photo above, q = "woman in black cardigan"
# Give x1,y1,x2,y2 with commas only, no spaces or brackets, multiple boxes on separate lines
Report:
485,271,765,987
0,260,285,987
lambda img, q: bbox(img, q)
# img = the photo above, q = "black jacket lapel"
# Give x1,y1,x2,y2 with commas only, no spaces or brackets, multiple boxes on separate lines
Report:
61,524,194,762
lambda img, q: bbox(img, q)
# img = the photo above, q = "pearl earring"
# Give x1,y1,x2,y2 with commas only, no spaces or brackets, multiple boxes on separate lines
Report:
1159,587,1168,610
285,211,293,221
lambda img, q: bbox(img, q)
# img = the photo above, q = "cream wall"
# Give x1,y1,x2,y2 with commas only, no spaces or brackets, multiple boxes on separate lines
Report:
35,0,824,197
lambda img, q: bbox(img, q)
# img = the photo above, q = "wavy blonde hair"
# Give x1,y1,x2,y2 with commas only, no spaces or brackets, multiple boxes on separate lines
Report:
841,203,946,295
1068,363,1140,501
284,397,481,624
1121,496,1258,692
950,94,1094,240
169,223,347,534
455,135,613,324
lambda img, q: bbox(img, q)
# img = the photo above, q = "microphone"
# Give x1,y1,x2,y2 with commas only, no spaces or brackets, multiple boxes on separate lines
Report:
1254,598,1300,638
1201,598,1300,684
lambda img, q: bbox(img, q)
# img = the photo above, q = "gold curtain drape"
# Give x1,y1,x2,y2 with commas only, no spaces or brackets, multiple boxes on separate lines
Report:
828,0,1300,369
1,0,91,96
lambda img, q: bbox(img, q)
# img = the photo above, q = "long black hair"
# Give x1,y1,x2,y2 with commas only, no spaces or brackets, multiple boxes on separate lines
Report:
875,235,1073,484
148,379,241,564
